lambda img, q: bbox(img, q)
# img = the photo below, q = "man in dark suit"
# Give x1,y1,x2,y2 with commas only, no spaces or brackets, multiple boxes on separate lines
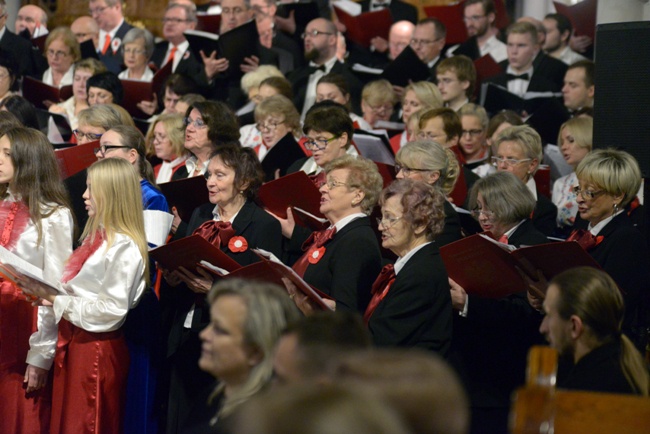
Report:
0,1,42,79
450,0,507,63
89,0,133,74
251,0,303,72
359,0,418,24
287,18,362,117
411,18,446,83
485,21,563,96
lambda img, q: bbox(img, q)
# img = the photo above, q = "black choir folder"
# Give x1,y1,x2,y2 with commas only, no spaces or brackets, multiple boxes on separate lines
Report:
185,20,259,77
380,45,430,87
159,175,209,222
150,234,241,273
258,171,328,230
440,233,601,299
480,83,562,117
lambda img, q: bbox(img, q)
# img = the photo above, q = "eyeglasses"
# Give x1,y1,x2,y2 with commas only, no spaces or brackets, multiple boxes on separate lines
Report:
301,29,333,39
572,186,606,200
88,6,109,15
319,178,348,190
94,145,131,156
256,120,284,131
124,47,147,55
410,37,442,46
395,164,430,176
162,17,190,24
376,216,402,228
222,7,247,15
461,129,484,137
463,15,487,23
73,130,103,141
304,135,340,151
47,49,70,58
470,208,495,219
491,156,531,167
184,117,207,129
367,104,393,115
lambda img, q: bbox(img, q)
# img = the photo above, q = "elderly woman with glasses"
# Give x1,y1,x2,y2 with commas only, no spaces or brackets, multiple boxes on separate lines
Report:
118,28,155,82
458,103,492,176
390,81,443,154
559,149,650,348
364,179,453,354
43,27,81,88
253,95,305,181
394,140,462,246
449,170,549,434
491,125,557,236
283,155,383,315
361,79,397,129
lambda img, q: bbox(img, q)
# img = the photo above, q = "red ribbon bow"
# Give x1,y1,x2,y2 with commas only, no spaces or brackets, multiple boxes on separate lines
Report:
567,229,604,251
193,220,236,248
292,226,337,277
363,264,396,324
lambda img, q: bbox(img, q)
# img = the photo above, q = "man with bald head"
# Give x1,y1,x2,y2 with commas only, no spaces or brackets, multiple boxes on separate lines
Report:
15,4,48,38
0,0,41,78
288,18,362,117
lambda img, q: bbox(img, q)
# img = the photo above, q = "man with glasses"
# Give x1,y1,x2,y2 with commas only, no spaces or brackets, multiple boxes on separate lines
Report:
411,18,446,82
288,18,362,119
0,0,41,78
89,0,133,74
151,4,203,79
448,0,507,63
251,0,302,71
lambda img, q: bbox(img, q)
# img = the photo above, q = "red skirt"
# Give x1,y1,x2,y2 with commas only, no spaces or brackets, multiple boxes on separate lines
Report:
50,319,130,434
0,280,52,434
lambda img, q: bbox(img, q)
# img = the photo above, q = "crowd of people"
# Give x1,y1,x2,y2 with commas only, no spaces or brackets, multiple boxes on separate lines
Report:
0,0,648,433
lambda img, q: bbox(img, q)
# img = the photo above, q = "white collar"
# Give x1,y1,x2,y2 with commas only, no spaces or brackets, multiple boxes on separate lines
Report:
502,219,526,241
332,212,366,232
395,241,431,274
589,209,624,236
309,55,338,73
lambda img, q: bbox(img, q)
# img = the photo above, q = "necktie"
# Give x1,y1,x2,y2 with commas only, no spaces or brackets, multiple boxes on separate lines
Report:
363,264,396,324
567,229,603,251
292,226,337,277
506,73,530,81
101,34,111,55
193,220,236,248
166,46,177,66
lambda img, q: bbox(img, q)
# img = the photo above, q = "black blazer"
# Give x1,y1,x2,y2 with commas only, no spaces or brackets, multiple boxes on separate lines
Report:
437,200,463,248
485,69,560,94
151,41,205,84
287,60,363,114
488,53,566,93
260,133,306,182
451,219,547,409
98,21,134,74
297,216,382,314
368,242,453,356
0,29,42,78
586,212,650,337
359,0,418,24
533,193,558,237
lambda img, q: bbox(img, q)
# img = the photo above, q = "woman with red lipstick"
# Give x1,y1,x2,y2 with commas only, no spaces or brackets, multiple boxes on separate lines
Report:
163,144,282,433
0,127,74,434
449,171,548,434
551,117,592,234
567,149,649,348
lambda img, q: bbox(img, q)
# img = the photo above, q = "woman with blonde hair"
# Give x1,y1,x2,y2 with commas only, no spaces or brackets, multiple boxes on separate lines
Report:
0,127,74,434
552,116,593,233
390,81,443,153
395,140,462,246
19,158,149,434
148,113,188,183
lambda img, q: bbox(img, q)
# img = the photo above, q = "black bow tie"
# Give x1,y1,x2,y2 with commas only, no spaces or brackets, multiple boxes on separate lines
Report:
506,73,530,81
373,2,390,7
309,64,326,74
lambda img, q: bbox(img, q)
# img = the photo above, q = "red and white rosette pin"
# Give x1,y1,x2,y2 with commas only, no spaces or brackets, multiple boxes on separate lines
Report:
228,236,248,253
307,246,326,264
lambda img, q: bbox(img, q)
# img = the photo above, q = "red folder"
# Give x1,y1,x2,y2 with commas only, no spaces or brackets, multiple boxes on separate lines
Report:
553,0,596,40
474,54,504,87
423,2,467,45
333,6,393,48
31,34,48,52
55,141,99,179
159,175,209,222
150,234,242,273
440,233,601,299
22,76,73,109
196,14,222,33
258,171,325,223
120,61,172,118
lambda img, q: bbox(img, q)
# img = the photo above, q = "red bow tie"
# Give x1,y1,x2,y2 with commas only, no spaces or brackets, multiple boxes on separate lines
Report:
567,229,604,251
193,220,236,248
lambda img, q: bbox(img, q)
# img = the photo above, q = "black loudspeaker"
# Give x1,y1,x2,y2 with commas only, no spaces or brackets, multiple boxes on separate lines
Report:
593,21,650,177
